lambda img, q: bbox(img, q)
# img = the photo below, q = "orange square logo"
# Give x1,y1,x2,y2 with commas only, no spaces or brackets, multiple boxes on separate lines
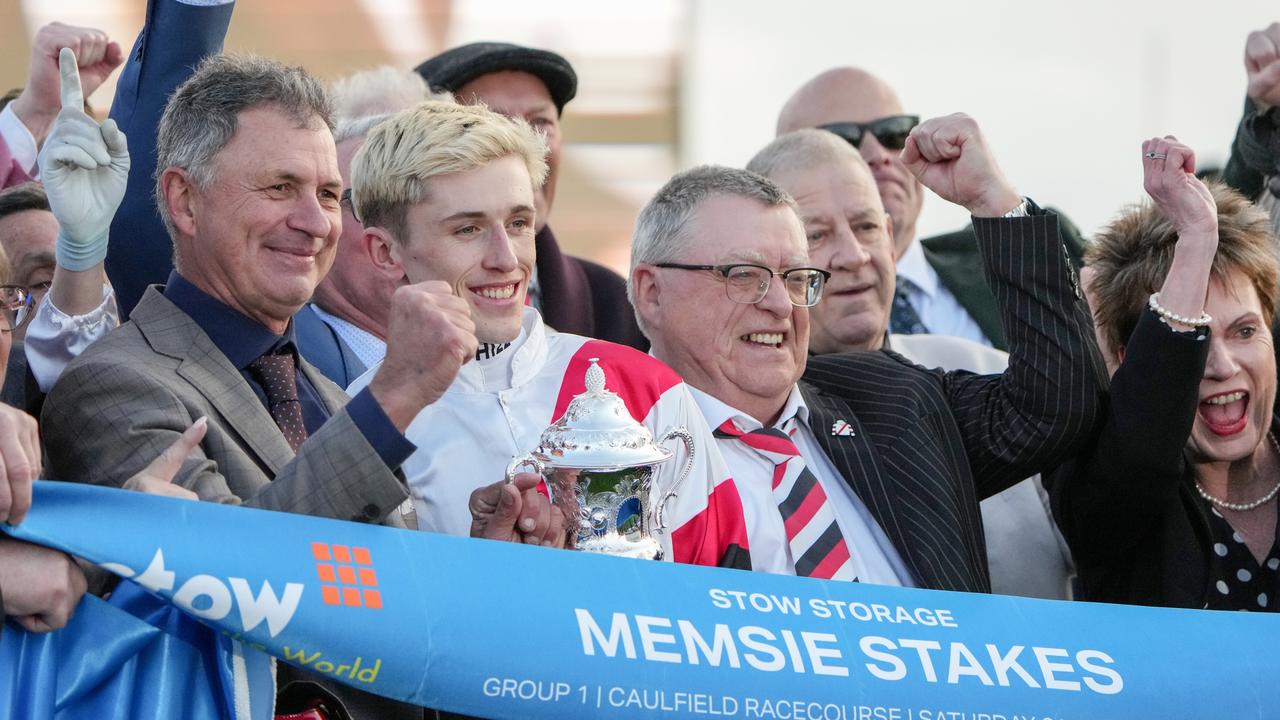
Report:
312,542,383,612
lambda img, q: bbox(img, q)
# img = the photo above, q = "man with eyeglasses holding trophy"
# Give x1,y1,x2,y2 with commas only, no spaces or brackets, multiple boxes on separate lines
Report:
777,67,1086,351
627,113,1104,590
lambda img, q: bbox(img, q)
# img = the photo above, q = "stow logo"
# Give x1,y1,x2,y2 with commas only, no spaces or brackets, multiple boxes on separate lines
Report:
102,548,303,638
311,542,382,610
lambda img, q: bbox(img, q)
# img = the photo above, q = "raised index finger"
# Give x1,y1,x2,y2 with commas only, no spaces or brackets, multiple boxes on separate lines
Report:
58,47,84,111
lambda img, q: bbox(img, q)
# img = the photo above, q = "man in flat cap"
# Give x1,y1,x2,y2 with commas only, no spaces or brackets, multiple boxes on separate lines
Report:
416,42,647,350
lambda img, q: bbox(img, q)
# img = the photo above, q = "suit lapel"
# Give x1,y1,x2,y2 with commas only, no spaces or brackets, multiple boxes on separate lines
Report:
801,382,942,589
133,289,295,475
300,358,352,416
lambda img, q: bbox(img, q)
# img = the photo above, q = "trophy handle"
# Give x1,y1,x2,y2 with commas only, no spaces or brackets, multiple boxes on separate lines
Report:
505,454,552,502
652,427,695,531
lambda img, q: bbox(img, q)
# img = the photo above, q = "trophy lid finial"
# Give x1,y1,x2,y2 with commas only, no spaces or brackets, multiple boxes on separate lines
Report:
585,357,606,394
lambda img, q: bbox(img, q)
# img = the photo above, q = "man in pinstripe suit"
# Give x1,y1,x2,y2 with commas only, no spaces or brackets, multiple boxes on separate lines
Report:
629,114,1104,592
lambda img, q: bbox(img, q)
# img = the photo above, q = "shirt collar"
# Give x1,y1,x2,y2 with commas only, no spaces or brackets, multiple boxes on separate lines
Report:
896,239,940,299
687,383,809,433
163,270,294,368
452,306,548,392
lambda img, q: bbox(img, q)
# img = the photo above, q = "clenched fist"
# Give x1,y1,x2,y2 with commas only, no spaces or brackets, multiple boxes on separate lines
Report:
1246,22,1280,110
9,22,124,146
369,281,478,430
901,113,1021,218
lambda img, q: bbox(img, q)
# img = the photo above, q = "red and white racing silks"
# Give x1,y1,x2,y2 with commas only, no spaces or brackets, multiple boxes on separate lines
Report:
349,308,749,568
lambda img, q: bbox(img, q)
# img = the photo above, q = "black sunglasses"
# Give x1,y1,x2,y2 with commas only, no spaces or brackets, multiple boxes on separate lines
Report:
817,115,920,151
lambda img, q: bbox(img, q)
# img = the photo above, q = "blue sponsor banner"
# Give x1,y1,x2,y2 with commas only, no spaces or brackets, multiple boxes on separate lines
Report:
3,481,1279,720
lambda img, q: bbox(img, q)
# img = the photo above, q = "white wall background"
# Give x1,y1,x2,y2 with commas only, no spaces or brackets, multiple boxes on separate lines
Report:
682,0,1279,241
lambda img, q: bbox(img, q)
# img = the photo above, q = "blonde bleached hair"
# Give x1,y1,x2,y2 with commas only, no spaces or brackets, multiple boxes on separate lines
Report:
351,100,549,242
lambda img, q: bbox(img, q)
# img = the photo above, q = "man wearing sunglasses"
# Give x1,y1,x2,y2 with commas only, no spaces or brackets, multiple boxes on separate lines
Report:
777,67,1085,351
629,113,1103,590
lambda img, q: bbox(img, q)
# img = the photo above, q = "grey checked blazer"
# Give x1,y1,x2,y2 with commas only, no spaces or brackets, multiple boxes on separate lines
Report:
801,211,1106,594
42,287,408,524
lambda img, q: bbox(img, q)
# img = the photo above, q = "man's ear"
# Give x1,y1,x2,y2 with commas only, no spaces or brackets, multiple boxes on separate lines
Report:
161,167,198,239
631,264,662,332
364,227,407,284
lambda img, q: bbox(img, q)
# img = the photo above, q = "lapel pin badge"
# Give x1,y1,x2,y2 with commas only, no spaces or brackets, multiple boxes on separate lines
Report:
830,420,855,437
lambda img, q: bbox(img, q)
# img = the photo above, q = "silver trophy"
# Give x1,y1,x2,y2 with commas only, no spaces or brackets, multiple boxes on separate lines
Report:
504,358,694,560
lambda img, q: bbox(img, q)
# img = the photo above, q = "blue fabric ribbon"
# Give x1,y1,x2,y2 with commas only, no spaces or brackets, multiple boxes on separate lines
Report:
3,482,1279,719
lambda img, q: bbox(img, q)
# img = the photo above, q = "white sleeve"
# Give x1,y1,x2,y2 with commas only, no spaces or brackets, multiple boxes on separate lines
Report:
0,105,39,178
25,284,119,392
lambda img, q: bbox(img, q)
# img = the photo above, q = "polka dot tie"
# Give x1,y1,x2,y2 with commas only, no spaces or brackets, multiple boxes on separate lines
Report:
247,352,308,452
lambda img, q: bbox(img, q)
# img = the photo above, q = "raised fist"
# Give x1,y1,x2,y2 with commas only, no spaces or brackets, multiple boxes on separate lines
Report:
900,113,1021,218
1245,22,1280,109
9,22,124,145
1141,136,1217,237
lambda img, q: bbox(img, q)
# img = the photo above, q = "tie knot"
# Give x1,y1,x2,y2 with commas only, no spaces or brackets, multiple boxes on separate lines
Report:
714,419,800,459
247,352,299,405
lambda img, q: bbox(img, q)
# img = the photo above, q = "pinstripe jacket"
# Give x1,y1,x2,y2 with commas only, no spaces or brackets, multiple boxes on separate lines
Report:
800,210,1106,593
41,287,409,525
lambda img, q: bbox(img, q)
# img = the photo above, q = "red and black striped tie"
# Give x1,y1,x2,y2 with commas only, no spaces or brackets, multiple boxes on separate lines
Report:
714,418,856,581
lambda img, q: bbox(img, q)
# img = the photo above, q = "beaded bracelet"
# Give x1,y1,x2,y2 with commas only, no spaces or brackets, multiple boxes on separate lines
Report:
1149,292,1212,327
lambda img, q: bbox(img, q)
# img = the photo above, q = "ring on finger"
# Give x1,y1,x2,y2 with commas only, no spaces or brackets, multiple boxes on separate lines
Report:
1145,151,1168,160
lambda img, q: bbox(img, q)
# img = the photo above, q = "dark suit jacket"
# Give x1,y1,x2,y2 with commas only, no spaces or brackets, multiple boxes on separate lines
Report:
920,207,1086,351
1048,311,1232,609
106,0,233,321
536,226,647,351
1222,97,1278,201
802,210,1105,593
295,303,367,388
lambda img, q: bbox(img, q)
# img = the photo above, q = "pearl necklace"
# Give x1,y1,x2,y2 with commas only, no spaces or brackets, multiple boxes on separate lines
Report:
1195,433,1280,512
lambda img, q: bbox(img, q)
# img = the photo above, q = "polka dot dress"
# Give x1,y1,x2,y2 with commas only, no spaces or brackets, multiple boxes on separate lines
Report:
1204,503,1280,612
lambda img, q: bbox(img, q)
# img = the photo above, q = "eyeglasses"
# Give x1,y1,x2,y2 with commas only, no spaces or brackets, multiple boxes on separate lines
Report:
654,263,831,307
817,115,920,151
340,188,361,225
0,285,36,333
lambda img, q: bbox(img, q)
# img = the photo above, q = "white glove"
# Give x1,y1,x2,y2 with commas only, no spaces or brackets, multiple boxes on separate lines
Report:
36,47,129,272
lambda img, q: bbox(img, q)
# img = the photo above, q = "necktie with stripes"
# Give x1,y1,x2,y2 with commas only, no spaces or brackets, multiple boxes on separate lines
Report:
714,418,857,581
247,352,308,452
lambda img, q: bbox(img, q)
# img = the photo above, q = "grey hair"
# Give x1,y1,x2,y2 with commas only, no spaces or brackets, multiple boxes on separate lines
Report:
331,66,451,130
154,53,334,244
627,165,798,336
335,112,395,146
747,127,868,182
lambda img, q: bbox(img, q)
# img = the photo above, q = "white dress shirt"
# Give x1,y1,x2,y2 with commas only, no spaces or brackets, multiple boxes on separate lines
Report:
0,105,39,178
309,304,386,370
689,385,916,586
896,239,992,347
